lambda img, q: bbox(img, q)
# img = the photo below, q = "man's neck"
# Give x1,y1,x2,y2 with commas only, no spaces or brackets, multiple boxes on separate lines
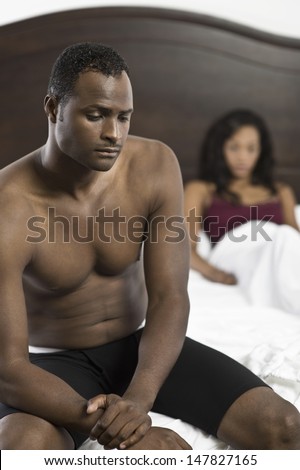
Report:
37,145,107,200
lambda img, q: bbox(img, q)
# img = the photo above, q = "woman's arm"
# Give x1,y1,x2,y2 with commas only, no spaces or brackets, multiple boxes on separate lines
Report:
184,180,237,285
277,183,300,231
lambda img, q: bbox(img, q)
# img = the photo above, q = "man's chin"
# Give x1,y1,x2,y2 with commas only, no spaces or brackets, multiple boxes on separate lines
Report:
92,158,118,172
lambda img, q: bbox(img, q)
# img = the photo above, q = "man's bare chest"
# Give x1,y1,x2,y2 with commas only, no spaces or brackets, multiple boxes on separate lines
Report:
25,200,147,292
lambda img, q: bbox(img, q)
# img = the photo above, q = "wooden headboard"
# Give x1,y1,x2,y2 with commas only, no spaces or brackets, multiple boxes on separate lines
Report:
1,6,300,200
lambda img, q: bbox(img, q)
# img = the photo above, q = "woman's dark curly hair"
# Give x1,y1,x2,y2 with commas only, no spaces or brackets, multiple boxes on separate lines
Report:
199,109,277,202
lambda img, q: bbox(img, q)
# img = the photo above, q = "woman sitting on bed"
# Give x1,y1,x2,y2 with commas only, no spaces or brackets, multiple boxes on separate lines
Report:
184,108,300,314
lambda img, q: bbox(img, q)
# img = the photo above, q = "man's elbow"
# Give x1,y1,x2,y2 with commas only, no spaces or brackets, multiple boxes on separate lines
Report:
0,358,28,405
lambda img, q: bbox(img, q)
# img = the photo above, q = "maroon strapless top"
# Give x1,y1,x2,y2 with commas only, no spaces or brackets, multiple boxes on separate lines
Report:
203,197,284,244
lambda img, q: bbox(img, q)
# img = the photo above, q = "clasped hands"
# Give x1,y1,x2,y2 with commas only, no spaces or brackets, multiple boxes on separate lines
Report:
86,393,192,450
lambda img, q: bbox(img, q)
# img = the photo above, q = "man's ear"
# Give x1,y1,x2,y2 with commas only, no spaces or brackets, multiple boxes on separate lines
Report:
44,95,58,123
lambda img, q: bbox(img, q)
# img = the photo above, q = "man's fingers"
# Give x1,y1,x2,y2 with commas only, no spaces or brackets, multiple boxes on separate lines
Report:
175,434,193,450
100,413,150,449
118,420,151,449
89,406,122,441
87,394,107,414
87,394,151,448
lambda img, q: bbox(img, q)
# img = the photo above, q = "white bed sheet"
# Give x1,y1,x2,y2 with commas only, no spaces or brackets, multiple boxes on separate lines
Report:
81,208,300,450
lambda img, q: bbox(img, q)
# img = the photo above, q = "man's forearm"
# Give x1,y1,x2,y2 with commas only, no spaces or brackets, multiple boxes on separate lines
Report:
1,360,102,435
123,294,189,409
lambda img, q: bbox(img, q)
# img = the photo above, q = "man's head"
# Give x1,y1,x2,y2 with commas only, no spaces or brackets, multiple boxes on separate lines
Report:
44,42,133,172
47,42,130,107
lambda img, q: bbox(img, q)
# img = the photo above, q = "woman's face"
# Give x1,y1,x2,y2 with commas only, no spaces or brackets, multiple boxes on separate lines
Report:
223,125,261,180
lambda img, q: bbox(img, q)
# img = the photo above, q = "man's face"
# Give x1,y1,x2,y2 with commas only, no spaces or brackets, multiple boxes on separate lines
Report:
54,70,133,172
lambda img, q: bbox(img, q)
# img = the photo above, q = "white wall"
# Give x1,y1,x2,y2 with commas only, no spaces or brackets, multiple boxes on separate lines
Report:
1,0,300,39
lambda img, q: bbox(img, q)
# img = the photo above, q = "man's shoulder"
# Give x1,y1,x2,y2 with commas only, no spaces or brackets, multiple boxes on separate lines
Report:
124,136,184,213
0,157,36,263
125,135,179,173
0,153,36,215
126,135,175,157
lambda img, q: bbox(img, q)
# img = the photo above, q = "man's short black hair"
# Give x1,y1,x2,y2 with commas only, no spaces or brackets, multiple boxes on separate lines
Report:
47,42,130,105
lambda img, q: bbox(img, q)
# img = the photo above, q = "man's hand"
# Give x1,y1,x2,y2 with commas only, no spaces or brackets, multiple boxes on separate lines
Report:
126,426,193,450
87,393,152,449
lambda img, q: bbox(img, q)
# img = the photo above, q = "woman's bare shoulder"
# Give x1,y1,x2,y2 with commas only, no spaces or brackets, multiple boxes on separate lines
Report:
184,180,216,213
275,181,297,202
184,180,215,199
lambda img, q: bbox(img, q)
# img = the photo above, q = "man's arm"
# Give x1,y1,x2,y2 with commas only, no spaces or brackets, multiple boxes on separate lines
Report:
0,199,102,436
123,142,190,405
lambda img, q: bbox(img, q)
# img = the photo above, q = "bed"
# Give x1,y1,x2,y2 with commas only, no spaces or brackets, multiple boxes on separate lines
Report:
1,6,300,450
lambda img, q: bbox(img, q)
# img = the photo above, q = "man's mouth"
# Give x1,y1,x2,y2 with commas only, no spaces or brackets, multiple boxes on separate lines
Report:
94,148,120,157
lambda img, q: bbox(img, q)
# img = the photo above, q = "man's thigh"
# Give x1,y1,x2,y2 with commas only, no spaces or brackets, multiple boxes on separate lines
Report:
152,336,268,436
0,335,141,448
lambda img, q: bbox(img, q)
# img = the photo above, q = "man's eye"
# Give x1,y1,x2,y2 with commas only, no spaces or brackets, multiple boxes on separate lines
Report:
119,115,130,122
86,114,102,121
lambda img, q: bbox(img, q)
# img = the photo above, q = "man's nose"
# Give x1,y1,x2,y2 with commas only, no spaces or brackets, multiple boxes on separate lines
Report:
101,118,120,143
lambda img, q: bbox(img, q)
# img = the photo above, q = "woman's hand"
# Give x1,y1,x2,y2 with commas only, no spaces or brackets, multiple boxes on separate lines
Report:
201,262,237,285
190,248,237,285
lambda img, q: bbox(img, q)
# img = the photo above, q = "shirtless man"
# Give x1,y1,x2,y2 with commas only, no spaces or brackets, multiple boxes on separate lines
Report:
0,42,300,450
